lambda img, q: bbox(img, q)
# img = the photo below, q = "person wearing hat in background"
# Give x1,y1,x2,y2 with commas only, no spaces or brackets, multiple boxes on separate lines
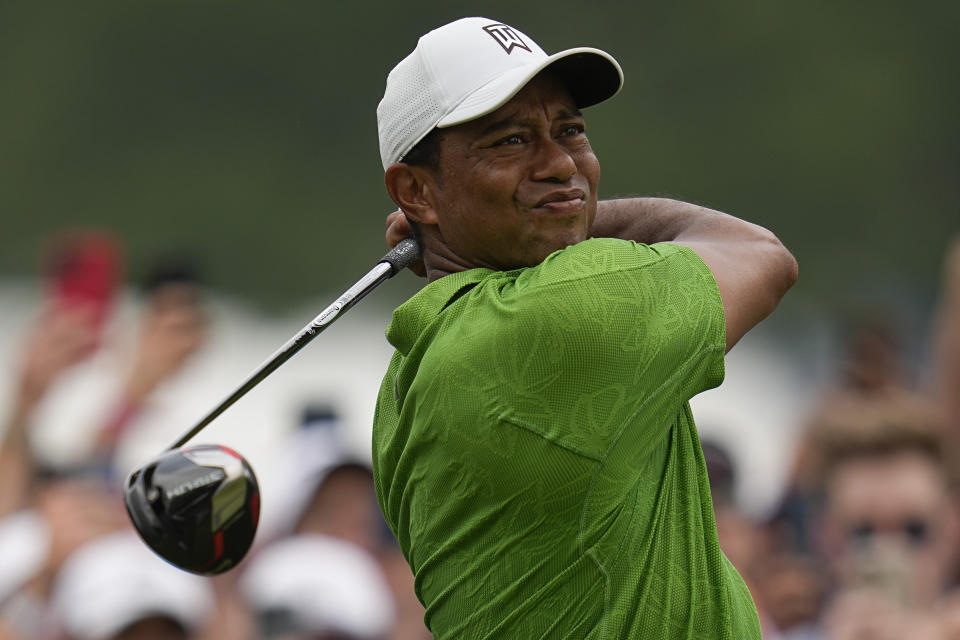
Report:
0,244,214,640
239,534,395,640
264,405,430,640
374,16,797,639
48,531,215,640
90,252,209,476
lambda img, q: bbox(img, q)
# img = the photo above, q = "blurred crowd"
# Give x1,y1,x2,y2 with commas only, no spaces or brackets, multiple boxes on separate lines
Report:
711,236,960,639
0,231,428,640
0,230,957,640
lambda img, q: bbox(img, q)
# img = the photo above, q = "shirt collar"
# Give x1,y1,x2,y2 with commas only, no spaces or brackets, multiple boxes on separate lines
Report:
385,269,492,355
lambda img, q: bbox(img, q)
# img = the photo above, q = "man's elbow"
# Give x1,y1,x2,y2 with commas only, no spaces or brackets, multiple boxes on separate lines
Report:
761,229,798,305
715,226,798,353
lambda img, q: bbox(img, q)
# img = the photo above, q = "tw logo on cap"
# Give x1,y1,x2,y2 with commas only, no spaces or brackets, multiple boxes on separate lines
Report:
482,23,532,54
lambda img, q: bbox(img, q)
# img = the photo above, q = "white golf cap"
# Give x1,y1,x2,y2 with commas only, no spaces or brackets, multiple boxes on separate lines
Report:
239,534,395,638
377,17,623,170
0,510,50,604
49,530,215,639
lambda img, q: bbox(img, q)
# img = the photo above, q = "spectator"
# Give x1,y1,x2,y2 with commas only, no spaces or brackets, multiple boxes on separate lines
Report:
267,408,430,640
702,439,829,639
16,251,210,481
752,553,828,640
0,268,121,638
48,530,215,640
815,416,958,637
0,479,129,639
0,245,213,639
269,405,385,553
293,462,431,640
92,253,209,473
767,315,943,628
790,314,935,501
701,440,774,635
0,306,98,517
0,280,122,638
239,534,395,640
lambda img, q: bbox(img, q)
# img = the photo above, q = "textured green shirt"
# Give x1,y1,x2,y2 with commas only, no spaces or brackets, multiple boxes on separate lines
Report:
373,238,760,639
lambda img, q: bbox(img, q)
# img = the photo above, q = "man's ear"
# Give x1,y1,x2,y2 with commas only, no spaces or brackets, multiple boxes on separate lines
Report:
384,164,440,225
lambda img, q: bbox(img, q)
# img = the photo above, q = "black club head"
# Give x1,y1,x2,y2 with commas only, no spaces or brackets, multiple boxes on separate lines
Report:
124,444,260,575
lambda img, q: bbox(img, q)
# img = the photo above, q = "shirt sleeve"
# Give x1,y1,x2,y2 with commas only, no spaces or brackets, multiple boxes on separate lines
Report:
480,237,726,460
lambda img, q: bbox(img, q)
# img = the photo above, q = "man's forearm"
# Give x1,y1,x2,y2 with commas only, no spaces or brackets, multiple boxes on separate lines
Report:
592,196,798,352
591,197,764,246
0,413,34,517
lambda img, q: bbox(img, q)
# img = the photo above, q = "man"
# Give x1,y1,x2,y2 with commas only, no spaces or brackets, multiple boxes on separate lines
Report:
372,17,797,639
816,418,959,639
50,530,214,640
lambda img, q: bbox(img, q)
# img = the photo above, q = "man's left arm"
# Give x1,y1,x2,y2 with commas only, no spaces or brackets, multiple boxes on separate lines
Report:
592,197,798,352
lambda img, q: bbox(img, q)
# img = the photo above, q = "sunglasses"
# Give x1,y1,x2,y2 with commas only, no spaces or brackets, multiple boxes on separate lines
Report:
846,517,935,549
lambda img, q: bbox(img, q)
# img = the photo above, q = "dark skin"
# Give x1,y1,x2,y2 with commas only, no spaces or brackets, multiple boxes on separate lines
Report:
387,73,599,276
385,72,798,352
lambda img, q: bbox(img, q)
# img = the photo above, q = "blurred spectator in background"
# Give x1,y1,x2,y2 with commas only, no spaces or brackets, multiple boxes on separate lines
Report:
90,253,209,473
295,459,428,640
702,441,764,598
22,234,960,638
48,531,215,640
284,407,385,554
752,552,827,640
0,478,128,638
0,238,217,639
816,415,958,638
754,237,960,639
261,406,430,640
702,438,828,639
0,306,99,517
0,234,125,638
761,313,941,636
0,230,121,504
789,313,936,503
0,246,209,482
239,534,395,640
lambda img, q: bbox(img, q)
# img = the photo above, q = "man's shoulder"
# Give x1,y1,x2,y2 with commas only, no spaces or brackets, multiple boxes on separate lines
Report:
515,237,705,292
386,238,716,354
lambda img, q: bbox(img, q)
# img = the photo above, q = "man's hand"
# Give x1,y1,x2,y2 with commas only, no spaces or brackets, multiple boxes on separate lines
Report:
386,210,426,278
1,308,99,517
822,587,941,640
15,307,99,417
123,288,208,404
35,479,126,585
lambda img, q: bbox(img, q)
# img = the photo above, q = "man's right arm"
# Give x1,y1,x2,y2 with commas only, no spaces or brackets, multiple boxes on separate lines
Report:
0,308,97,517
592,197,798,352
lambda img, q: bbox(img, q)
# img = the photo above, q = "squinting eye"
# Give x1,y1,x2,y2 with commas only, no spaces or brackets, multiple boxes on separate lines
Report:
903,518,930,546
497,134,524,145
562,124,585,137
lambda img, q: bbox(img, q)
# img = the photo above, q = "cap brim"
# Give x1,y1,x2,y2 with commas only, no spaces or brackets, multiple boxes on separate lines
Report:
437,47,623,128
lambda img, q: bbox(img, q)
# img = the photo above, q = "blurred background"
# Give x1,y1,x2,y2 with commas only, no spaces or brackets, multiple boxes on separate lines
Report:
0,1,957,639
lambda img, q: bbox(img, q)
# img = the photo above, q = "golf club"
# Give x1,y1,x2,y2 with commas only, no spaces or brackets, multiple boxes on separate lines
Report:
124,238,420,575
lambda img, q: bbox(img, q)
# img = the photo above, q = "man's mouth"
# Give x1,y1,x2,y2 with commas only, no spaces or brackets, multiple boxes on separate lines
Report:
533,189,587,213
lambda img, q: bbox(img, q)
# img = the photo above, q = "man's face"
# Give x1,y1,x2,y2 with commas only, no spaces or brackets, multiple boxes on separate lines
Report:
824,450,959,607
426,72,600,271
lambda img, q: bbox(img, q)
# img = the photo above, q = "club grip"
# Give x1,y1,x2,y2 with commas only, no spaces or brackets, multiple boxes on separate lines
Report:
379,238,421,275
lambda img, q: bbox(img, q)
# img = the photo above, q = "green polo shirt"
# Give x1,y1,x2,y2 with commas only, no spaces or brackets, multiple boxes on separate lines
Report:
372,238,760,639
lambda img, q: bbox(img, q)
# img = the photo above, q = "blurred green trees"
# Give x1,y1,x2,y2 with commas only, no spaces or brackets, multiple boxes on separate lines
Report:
1,1,956,311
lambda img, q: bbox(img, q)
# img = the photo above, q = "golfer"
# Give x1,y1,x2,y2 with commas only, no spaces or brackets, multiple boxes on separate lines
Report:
373,17,797,639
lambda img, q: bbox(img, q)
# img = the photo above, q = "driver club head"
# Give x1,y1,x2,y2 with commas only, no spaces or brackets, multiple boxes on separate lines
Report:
124,444,260,575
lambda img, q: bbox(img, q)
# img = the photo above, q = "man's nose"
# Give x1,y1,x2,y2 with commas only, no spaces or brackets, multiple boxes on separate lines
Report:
530,138,577,183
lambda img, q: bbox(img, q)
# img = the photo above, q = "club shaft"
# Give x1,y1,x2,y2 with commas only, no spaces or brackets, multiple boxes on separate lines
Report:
166,238,419,450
